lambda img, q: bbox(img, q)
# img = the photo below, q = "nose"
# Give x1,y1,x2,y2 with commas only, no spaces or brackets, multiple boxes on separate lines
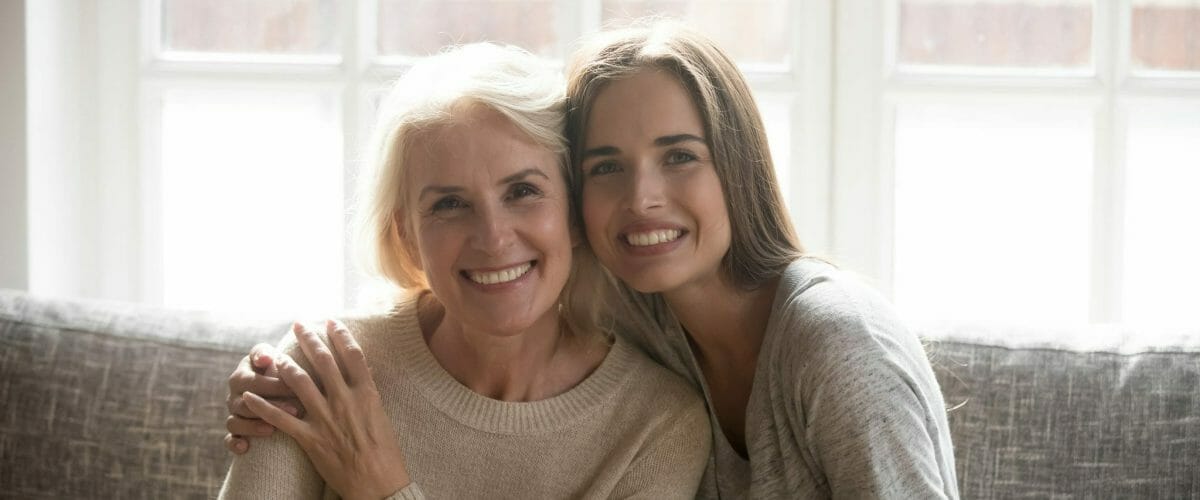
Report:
627,166,666,216
471,206,515,256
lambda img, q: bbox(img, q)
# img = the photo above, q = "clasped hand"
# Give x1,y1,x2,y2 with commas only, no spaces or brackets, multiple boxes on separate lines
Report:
241,320,411,500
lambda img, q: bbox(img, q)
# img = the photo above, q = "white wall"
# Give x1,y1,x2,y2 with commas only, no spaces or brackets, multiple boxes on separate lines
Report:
24,0,140,300
1,0,29,290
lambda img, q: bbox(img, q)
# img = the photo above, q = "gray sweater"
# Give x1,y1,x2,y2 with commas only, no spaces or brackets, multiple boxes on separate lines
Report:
612,257,959,499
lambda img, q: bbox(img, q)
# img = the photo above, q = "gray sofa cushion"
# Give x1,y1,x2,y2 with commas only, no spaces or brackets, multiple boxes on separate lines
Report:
0,290,287,499
930,337,1200,499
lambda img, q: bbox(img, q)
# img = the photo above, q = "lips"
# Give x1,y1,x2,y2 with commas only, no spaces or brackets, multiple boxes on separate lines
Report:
463,261,534,285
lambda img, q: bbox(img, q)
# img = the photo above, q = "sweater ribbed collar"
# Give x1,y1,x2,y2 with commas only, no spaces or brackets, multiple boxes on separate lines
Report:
388,294,632,435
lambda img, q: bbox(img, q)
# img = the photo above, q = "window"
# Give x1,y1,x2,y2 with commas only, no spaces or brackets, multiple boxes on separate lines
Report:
835,0,1200,327
28,1,1193,329
44,0,821,316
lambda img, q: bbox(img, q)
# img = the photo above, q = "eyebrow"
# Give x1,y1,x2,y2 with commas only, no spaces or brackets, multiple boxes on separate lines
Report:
582,134,707,160
417,167,550,202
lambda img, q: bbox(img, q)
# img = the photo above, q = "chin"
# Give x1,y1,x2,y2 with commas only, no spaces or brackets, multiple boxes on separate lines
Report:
617,270,678,295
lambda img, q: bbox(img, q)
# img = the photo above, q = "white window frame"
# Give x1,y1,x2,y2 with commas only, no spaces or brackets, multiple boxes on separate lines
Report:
27,0,830,312
833,0,1200,324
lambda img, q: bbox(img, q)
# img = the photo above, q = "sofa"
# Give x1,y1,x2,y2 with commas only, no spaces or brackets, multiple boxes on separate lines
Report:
1,289,1198,499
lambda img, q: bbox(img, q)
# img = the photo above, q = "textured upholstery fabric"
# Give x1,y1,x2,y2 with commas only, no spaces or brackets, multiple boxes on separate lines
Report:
0,290,287,499
928,336,1200,499
2,289,1198,498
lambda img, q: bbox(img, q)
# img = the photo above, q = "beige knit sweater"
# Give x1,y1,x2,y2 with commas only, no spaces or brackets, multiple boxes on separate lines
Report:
218,294,711,499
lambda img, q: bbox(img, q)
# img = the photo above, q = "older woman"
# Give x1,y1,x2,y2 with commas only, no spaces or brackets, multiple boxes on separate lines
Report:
217,43,709,499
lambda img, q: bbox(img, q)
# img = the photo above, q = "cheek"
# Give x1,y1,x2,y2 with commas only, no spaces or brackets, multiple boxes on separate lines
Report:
413,225,456,276
580,185,614,237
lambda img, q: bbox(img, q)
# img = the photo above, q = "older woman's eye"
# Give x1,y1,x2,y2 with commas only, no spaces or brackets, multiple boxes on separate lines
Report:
431,196,466,213
507,183,542,200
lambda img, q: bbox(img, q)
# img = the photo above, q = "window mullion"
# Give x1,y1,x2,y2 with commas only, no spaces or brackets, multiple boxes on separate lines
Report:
1089,0,1125,323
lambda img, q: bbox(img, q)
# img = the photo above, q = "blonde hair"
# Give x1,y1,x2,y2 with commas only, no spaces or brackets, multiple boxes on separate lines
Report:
355,43,602,335
565,21,803,290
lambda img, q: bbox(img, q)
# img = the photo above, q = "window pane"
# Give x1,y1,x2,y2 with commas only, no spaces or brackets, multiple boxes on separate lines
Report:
896,0,1092,70
602,0,791,67
756,94,792,193
1131,0,1200,72
160,89,344,315
893,103,1093,324
377,0,560,58
1123,103,1200,324
160,0,338,57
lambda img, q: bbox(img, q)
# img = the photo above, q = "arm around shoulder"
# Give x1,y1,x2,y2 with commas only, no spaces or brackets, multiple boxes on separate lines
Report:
218,425,325,499
219,334,326,499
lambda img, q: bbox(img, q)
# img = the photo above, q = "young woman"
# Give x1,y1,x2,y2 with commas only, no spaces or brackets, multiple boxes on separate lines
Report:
564,23,958,498
217,42,710,499
227,23,958,499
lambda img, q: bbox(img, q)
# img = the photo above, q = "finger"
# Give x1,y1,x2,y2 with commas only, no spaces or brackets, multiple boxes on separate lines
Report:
229,392,302,419
275,353,333,423
226,413,276,437
225,433,249,455
327,319,371,387
291,323,350,399
250,343,282,376
228,365,291,398
243,391,311,443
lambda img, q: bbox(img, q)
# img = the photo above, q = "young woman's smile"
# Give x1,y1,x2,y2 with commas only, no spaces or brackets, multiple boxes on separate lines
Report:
580,69,732,294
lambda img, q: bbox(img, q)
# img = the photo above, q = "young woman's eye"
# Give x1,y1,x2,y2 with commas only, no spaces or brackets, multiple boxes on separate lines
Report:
587,161,620,177
507,182,542,201
665,150,698,165
430,196,466,213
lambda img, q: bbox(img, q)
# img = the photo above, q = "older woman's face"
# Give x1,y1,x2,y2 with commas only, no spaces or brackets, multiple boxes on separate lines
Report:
402,105,575,336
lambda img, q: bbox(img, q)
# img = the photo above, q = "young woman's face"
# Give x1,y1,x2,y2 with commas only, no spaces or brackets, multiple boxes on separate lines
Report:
579,68,732,295
403,105,575,335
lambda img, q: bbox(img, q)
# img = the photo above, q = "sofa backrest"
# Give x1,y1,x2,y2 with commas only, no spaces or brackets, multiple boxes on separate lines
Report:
3,290,1198,498
927,326,1200,499
0,290,287,499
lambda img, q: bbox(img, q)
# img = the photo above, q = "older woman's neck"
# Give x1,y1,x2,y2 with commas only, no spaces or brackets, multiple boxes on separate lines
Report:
424,310,605,402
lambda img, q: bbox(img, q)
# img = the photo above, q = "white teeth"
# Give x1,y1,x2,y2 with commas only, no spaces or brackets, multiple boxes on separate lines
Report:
467,262,532,285
625,229,682,247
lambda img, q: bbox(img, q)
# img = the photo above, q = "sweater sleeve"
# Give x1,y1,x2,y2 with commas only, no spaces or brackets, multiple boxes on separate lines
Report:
795,316,952,499
218,430,325,499
609,394,712,499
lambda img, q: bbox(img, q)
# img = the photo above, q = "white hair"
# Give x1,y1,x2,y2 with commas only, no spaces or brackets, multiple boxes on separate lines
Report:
355,42,568,292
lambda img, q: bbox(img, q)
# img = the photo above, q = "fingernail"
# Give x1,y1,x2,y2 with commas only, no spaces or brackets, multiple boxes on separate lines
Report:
235,441,247,452
281,404,298,416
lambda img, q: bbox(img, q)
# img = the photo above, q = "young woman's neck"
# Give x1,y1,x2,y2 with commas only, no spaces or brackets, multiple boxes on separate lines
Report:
419,295,606,402
661,271,780,366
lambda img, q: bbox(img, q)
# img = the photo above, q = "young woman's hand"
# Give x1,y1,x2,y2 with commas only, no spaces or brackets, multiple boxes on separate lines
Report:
225,342,303,454
241,320,411,500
